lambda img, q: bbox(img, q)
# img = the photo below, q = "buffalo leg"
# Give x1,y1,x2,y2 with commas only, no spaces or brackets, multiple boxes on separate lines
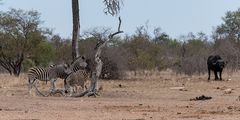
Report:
208,68,211,80
214,71,219,80
219,70,222,80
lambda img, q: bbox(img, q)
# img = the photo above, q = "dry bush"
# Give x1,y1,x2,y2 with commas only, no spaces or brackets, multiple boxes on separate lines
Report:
213,38,240,71
123,68,236,82
123,69,184,81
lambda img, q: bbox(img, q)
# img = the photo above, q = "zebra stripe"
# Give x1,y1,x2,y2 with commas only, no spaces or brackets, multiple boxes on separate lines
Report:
64,69,90,96
70,56,89,72
27,64,71,96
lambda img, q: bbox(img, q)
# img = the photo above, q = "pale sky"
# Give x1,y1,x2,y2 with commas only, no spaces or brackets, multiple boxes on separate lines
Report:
1,0,240,39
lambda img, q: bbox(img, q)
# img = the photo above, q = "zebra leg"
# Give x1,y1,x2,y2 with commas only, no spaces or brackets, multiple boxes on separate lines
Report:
80,80,85,91
64,81,68,94
64,84,73,97
73,85,77,93
28,78,36,96
63,79,72,96
69,86,74,97
84,85,88,90
33,84,48,97
50,79,57,92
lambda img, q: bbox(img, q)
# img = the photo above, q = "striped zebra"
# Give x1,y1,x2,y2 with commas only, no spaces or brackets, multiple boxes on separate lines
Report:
28,56,90,96
64,69,91,96
70,56,89,72
64,57,92,96
27,64,71,96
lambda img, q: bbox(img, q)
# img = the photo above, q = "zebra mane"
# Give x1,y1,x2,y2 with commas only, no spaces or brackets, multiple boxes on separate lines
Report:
49,64,55,68
72,56,85,64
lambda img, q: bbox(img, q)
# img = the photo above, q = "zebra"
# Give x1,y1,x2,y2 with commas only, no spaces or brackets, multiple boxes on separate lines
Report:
27,64,71,96
64,57,92,96
64,69,91,96
28,56,90,96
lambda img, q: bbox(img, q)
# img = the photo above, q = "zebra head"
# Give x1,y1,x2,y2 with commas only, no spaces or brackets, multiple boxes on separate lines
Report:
63,63,72,74
70,56,89,72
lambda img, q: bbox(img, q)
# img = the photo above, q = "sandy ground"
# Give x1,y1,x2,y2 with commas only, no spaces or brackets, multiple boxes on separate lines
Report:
0,71,240,120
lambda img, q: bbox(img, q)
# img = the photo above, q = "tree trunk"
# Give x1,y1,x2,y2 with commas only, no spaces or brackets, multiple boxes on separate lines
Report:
12,66,21,76
12,53,23,76
12,60,22,76
71,0,80,61
0,53,23,76
0,61,12,75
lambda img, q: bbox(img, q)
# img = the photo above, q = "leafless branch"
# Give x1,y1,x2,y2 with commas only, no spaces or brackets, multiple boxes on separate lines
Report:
103,0,123,16
108,17,123,39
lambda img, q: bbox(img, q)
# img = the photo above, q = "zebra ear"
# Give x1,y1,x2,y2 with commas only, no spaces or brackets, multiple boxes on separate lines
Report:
81,56,85,60
49,64,55,67
63,63,69,68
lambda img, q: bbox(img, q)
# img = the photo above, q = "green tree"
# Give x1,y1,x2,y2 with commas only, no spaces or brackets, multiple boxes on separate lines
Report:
21,41,55,72
216,8,240,42
31,41,55,67
0,9,49,76
214,8,240,70
122,27,158,70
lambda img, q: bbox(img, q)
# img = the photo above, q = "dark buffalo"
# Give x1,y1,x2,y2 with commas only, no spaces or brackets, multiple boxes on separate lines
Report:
207,55,225,80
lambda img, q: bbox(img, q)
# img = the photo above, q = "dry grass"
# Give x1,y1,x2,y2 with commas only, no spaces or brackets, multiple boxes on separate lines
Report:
0,70,240,119
0,69,237,89
0,73,66,96
124,68,235,81
0,73,27,88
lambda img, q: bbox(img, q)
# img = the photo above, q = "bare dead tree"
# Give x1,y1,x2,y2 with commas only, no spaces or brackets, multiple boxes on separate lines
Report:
72,17,123,97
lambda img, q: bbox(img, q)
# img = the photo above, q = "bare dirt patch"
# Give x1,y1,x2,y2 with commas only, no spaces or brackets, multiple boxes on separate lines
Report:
0,71,240,120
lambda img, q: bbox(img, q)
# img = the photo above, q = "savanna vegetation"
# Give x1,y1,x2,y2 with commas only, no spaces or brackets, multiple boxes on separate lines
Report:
1,8,240,79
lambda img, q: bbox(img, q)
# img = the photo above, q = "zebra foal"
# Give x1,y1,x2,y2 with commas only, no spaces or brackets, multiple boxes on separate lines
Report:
64,56,93,96
64,69,91,96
